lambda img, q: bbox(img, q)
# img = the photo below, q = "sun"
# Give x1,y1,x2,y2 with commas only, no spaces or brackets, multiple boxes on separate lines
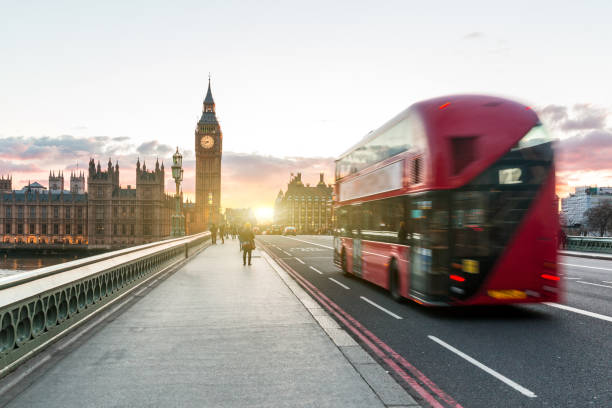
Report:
254,207,274,223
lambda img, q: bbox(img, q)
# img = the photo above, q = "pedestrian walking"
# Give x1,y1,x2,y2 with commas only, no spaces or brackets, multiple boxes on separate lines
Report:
210,223,217,244
219,223,226,244
239,223,255,266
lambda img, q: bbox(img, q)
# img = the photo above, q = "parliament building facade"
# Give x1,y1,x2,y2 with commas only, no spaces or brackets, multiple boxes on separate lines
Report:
0,158,172,250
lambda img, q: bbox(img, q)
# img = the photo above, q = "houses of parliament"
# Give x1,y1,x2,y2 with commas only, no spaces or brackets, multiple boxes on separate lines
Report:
0,81,223,250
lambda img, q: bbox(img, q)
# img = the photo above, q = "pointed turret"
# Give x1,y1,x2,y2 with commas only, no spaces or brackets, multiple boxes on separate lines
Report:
199,76,218,124
204,76,215,106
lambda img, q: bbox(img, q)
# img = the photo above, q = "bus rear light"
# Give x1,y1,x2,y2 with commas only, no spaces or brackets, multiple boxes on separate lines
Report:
439,102,451,109
541,274,560,281
450,274,465,282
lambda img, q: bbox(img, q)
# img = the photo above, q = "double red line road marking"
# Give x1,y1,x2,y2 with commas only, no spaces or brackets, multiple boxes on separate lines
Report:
260,243,462,408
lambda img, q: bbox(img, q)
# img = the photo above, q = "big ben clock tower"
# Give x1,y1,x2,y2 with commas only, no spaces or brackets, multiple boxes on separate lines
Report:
195,77,222,229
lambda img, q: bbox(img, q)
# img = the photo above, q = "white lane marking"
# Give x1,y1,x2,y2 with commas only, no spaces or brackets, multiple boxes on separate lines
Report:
559,262,612,272
294,257,305,264
282,236,333,249
360,296,402,319
428,335,537,398
329,277,350,290
565,277,581,280
576,281,612,289
310,266,323,275
603,281,612,284
282,250,292,256
545,302,612,323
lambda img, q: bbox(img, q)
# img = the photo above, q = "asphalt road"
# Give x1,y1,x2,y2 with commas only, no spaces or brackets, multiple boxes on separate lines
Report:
257,235,612,408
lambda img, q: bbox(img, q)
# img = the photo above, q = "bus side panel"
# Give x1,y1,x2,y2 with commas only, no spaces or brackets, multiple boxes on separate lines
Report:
361,241,390,288
398,246,411,298
461,172,560,305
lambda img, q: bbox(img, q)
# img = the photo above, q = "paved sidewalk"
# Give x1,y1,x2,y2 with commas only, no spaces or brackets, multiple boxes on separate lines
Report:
4,240,417,407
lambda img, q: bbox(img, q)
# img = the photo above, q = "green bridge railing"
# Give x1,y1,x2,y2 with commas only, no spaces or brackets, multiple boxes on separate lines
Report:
566,236,612,254
0,232,210,378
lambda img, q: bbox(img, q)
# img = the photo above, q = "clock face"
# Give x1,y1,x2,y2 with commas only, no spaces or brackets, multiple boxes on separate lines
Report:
200,135,214,149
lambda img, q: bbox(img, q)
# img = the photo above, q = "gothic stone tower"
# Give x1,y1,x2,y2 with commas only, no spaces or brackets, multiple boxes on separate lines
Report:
195,78,222,228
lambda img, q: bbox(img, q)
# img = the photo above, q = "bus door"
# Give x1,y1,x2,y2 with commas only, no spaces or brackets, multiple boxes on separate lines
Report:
353,238,363,277
409,193,450,301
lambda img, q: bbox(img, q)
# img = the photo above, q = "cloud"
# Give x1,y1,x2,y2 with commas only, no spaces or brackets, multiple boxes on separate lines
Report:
539,103,609,132
0,133,334,209
0,160,44,173
463,32,484,40
557,129,612,173
137,140,173,156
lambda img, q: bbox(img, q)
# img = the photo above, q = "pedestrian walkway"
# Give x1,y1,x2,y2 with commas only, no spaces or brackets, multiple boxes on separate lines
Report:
560,249,612,261
3,240,417,407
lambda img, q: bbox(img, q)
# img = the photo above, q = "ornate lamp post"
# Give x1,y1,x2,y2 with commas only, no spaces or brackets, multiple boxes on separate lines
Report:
171,147,185,237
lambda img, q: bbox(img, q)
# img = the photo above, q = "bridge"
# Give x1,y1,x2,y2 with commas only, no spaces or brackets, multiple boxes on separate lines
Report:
1,235,611,407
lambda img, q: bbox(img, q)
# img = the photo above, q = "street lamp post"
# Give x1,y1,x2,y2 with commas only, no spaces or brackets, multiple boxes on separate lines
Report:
171,147,185,237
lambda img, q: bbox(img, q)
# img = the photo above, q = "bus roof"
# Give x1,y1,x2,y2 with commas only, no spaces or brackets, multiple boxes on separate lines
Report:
336,94,536,162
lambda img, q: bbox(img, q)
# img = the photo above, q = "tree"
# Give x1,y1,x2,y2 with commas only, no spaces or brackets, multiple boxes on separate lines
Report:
584,201,612,237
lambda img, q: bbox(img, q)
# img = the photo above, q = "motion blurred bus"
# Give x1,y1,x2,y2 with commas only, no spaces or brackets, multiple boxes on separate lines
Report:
333,95,560,306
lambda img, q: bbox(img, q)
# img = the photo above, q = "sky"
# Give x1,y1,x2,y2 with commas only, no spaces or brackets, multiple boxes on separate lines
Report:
1,0,611,214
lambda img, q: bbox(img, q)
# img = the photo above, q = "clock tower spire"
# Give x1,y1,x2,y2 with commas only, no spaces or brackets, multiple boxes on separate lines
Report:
195,76,222,229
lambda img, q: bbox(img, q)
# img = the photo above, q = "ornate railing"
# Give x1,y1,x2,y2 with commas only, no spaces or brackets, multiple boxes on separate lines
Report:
0,232,210,377
565,236,612,254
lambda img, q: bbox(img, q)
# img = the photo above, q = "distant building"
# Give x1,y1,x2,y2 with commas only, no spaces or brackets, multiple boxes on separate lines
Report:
0,175,12,193
1,174,88,246
87,157,172,249
0,158,174,249
274,173,333,234
561,186,612,226
70,171,86,194
19,182,46,193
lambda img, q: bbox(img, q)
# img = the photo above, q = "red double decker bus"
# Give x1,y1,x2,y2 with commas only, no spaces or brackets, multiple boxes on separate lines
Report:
333,95,560,306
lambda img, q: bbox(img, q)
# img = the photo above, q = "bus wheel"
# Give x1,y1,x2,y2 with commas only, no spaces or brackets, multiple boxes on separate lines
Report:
341,248,349,276
389,260,401,301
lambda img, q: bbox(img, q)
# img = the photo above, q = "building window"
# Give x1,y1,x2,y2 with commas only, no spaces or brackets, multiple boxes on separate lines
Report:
97,187,104,197
122,224,126,235
77,207,83,218
53,207,59,218
130,206,135,216
143,207,152,220
18,206,24,219
143,224,152,236
96,206,104,220
17,224,23,234
113,207,118,217
96,224,104,235
53,224,59,235
122,206,126,216
66,207,71,219
5,224,10,234
130,224,135,236
30,207,36,218
77,224,83,235
113,224,118,235
42,224,47,235
5,207,11,217
29,224,35,234
42,207,47,219
66,224,71,235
